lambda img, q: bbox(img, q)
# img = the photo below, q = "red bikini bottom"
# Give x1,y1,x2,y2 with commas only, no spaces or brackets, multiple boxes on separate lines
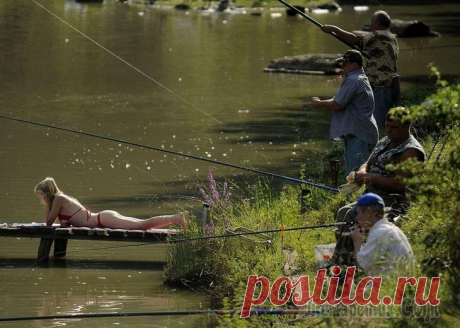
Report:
97,213,105,228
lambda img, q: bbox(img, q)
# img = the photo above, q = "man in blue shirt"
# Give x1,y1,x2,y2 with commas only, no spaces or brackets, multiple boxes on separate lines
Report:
312,50,378,175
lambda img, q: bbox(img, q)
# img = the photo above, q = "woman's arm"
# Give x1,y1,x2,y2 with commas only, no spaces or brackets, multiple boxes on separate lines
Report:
45,196,63,226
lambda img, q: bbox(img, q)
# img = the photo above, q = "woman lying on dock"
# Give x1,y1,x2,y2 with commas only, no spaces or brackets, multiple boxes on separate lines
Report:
34,177,187,230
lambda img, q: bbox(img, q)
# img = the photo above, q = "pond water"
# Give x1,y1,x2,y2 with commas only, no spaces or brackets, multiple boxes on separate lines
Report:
0,0,459,326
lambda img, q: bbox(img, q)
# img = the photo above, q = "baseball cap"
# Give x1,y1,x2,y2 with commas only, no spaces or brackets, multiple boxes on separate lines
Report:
356,193,385,207
336,50,364,66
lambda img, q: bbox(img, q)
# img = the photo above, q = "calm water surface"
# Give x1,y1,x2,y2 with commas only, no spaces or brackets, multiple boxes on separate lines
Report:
0,0,459,326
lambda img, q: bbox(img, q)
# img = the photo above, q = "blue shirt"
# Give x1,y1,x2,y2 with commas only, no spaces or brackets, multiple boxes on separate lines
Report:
331,68,378,144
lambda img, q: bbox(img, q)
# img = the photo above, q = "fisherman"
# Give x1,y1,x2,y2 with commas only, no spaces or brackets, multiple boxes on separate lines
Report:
352,193,414,276
321,10,399,129
331,107,425,266
312,49,378,176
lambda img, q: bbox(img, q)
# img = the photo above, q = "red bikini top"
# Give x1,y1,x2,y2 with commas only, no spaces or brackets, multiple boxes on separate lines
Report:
58,206,91,221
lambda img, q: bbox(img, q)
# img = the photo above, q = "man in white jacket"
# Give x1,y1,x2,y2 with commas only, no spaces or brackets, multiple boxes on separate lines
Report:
352,193,414,276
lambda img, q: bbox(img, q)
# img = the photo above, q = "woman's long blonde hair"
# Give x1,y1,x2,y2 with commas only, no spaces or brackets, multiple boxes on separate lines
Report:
34,177,62,202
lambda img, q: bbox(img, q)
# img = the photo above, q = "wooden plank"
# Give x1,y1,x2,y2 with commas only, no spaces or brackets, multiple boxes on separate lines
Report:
0,224,179,244
55,228,73,235
72,227,93,236
126,230,145,238
109,229,127,238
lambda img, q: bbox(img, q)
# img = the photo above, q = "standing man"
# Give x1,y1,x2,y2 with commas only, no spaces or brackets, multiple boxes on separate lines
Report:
321,11,399,129
352,193,414,276
312,50,378,176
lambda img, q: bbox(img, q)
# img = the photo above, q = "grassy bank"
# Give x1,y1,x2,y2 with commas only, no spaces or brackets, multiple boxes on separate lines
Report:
164,69,460,326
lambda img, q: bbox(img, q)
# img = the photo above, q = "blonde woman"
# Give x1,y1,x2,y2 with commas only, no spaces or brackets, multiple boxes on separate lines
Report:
35,177,187,230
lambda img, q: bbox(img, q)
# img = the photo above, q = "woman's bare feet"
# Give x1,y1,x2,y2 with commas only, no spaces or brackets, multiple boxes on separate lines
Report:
179,211,189,230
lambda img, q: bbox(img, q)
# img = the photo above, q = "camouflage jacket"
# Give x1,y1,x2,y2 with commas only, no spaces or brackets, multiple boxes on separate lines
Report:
358,29,399,88
365,135,425,211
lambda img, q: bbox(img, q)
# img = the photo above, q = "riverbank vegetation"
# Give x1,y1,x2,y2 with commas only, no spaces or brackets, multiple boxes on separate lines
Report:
165,68,460,326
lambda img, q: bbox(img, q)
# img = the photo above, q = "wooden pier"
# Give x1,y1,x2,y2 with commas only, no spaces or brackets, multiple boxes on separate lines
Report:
0,223,180,262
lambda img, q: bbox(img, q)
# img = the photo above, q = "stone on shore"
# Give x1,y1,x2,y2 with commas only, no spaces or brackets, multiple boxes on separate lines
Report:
264,53,342,75
362,19,440,37
315,1,341,11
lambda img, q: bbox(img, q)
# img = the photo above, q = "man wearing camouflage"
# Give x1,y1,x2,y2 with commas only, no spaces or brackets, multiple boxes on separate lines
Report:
321,11,399,129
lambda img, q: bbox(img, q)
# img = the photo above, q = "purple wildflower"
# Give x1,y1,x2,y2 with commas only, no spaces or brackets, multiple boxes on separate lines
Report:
223,191,232,205
209,174,220,201
199,187,214,206
204,219,216,236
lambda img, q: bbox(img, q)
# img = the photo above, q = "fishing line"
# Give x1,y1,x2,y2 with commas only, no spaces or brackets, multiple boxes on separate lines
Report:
0,309,322,322
400,44,460,51
30,0,222,124
0,114,340,192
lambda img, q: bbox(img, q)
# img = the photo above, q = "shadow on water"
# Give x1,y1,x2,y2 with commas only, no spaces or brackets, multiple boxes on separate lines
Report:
0,258,166,270
212,103,330,145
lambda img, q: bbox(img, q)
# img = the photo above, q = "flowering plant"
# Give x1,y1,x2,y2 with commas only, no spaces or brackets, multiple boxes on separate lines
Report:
199,172,232,209
199,172,233,235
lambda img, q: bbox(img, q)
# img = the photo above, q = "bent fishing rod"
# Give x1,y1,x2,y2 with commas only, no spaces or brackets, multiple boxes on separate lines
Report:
0,114,339,193
0,309,322,322
275,0,370,59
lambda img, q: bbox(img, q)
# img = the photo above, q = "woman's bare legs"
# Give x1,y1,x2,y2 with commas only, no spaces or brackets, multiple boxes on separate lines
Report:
142,212,187,230
97,210,187,230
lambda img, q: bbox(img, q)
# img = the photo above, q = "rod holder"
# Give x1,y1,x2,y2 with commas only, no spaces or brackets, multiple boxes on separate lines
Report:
201,203,210,228
329,160,340,188
300,189,311,215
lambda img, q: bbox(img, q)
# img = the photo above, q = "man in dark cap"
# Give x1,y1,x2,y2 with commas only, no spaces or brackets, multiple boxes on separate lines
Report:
321,11,399,129
352,193,414,276
312,49,378,176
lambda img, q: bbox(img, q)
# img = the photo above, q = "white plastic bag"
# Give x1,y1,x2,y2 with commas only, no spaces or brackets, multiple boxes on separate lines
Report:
314,243,336,268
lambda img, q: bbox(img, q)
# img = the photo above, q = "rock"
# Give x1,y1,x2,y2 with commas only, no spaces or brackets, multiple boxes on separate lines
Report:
216,0,230,12
265,53,343,75
363,19,440,37
174,4,190,10
316,1,341,11
286,5,305,17
390,19,440,37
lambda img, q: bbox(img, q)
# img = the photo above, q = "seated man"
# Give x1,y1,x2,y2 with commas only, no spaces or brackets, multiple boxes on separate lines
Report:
332,107,424,266
352,193,414,276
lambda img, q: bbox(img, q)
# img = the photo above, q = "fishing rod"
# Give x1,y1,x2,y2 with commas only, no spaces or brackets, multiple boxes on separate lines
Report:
170,222,348,243
56,222,349,253
275,0,370,59
0,309,322,322
0,114,339,193
400,44,460,51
